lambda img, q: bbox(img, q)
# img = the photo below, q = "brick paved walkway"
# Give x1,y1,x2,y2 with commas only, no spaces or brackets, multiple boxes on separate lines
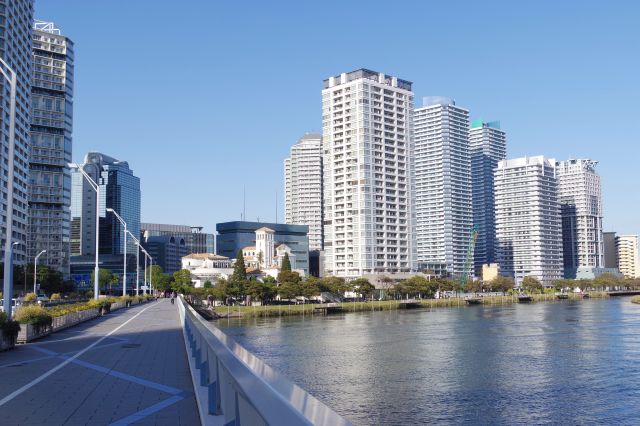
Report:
0,299,199,425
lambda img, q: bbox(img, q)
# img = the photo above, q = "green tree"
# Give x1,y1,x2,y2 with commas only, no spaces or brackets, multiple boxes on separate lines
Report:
173,269,193,288
490,276,515,294
351,278,375,300
319,276,348,295
593,273,621,290
281,252,292,272
91,268,115,293
277,270,301,285
301,276,321,301
232,250,247,282
257,251,264,267
203,280,213,289
522,276,543,294
278,281,300,301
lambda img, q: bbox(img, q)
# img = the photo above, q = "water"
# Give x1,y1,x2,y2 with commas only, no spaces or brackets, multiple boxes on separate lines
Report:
218,298,640,425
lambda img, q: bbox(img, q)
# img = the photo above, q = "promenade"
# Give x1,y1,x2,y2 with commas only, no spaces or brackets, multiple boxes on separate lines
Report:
0,299,198,425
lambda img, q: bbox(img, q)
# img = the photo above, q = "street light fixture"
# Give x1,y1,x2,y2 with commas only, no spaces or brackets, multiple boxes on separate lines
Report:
0,58,19,315
140,247,151,295
68,162,100,300
127,231,141,295
106,208,127,296
34,250,46,295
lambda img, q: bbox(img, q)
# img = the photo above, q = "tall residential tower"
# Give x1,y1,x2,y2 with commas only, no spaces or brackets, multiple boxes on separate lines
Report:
284,133,323,251
322,69,414,278
470,120,506,274
555,159,603,277
615,235,640,279
414,97,471,277
494,156,563,285
28,20,74,276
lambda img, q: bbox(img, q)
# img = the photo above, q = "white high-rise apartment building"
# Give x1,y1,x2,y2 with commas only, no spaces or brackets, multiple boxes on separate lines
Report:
470,120,506,273
615,235,640,278
322,69,414,278
495,156,563,285
555,159,604,276
284,133,323,251
414,97,471,278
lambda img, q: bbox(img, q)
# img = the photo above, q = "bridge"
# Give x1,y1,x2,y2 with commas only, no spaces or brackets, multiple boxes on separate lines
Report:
0,298,350,425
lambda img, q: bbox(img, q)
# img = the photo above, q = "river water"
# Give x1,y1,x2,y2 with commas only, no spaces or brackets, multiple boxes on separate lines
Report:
218,298,640,425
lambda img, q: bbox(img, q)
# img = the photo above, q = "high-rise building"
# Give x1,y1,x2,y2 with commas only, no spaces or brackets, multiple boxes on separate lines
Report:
603,231,618,269
141,235,187,276
140,223,215,254
28,21,74,276
470,120,506,274
615,235,640,278
0,0,34,265
70,152,140,257
284,133,323,251
494,156,563,285
414,97,471,278
322,69,414,278
555,159,604,277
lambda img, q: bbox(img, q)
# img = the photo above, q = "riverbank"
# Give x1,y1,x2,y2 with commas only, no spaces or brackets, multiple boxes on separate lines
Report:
212,291,609,318
632,296,640,304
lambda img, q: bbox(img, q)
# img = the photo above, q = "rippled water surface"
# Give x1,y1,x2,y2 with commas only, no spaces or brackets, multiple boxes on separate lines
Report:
218,298,640,425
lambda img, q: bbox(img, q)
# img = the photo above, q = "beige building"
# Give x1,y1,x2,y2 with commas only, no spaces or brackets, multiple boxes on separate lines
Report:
482,263,499,282
615,235,640,278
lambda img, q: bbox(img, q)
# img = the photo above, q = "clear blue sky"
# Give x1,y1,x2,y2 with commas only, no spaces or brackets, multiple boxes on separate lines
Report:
37,0,639,236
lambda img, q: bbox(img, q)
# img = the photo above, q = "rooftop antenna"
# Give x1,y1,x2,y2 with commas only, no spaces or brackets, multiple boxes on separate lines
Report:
243,185,246,222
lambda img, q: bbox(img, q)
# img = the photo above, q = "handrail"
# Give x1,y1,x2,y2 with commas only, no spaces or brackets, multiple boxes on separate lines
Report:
178,295,351,426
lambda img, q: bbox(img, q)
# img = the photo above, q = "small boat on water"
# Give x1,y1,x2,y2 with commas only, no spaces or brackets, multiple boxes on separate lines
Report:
517,295,533,303
465,297,482,305
556,293,569,300
581,293,590,299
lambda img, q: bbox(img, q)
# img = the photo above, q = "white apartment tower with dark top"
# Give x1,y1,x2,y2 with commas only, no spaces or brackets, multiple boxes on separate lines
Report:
322,69,414,278
494,156,563,285
470,120,506,273
555,159,603,276
284,133,323,251
414,97,472,278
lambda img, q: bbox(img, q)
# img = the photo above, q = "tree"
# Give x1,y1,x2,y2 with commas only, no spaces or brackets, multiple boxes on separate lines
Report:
281,252,292,272
319,276,348,296
522,276,543,294
154,273,173,293
351,278,375,300
490,276,514,294
301,276,321,301
203,280,213,289
173,269,193,288
277,270,300,285
91,268,115,293
593,273,621,290
232,250,247,282
257,251,264,267
278,281,300,301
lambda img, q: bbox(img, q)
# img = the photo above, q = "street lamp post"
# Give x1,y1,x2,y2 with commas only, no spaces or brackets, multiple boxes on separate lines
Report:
33,250,46,295
106,208,127,296
141,248,149,295
0,58,19,316
68,162,100,300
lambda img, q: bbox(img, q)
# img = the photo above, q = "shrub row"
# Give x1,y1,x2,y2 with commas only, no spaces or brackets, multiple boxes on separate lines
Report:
0,311,20,340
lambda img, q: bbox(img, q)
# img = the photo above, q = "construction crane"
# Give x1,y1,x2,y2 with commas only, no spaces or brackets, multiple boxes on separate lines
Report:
460,225,479,291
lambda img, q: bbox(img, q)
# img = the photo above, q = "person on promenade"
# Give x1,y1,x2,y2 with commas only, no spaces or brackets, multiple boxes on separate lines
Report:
170,291,176,305
207,294,213,308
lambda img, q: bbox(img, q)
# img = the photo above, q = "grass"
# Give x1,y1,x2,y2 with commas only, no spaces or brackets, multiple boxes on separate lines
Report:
212,292,611,319
631,296,640,304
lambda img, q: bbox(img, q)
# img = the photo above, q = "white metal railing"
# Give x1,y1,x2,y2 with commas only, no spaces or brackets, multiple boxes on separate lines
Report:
178,296,351,426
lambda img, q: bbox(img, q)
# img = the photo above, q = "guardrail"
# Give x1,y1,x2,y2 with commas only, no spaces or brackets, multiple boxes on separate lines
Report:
177,295,351,426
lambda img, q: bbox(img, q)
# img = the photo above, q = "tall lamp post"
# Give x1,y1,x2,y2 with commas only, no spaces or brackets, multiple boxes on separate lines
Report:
33,250,46,295
106,208,127,296
68,162,100,300
141,247,150,295
1,58,19,316
128,231,140,295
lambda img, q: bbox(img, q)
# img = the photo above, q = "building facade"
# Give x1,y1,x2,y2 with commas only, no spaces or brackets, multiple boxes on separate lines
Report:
28,20,74,276
494,156,563,285
615,235,640,278
603,231,618,269
216,221,309,275
0,0,34,266
70,152,140,257
322,69,414,278
284,133,323,251
555,159,604,278
142,235,187,275
414,97,471,278
140,223,215,254
470,120,506,274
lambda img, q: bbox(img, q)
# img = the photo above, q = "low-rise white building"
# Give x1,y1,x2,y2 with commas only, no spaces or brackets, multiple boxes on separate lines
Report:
181,253,233,287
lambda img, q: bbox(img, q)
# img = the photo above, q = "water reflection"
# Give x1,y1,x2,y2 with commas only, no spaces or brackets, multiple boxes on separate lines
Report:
220,299,640,425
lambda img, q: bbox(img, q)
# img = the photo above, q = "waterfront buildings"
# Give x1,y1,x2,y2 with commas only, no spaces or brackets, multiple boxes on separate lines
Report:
603,231,618,269
181,253,233,287
414,97,471,278
322,69,414,278
470,120,506,274
0,0,34,266
216,221,309,274
494,156,563,285
555,159,604,278
28,20,74,276
615,235,640,278
284,133,323,251
140,223,215,254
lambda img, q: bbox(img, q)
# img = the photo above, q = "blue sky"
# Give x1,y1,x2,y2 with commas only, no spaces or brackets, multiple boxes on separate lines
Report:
37,0,639,236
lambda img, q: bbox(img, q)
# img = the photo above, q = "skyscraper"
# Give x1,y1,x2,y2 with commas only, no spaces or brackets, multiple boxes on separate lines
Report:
414,97,471,277
140,223,215,254
615,235,640,279
495,156,563,285
70,152,140,257
0,0,34,265
470,120,506,274
555,159,603,277
28,21,74,276
322,69,414,278
284,133,323,251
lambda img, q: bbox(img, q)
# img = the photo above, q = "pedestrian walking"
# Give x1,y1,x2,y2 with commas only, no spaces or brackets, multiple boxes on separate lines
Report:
170,291,176,305
207,294,213,308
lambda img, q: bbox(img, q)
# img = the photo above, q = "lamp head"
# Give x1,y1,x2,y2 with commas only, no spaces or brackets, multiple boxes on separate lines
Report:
67,162,79,169
12,241,19,246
